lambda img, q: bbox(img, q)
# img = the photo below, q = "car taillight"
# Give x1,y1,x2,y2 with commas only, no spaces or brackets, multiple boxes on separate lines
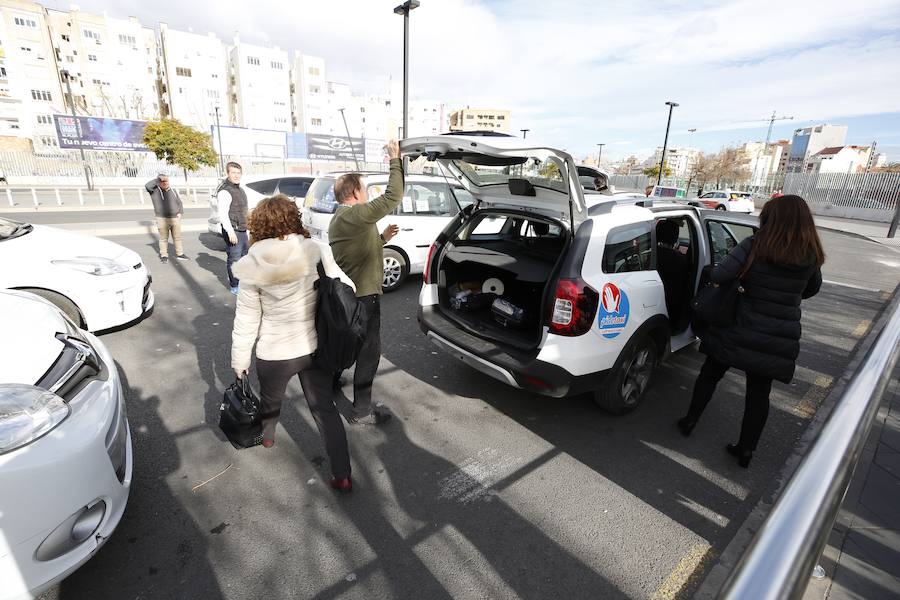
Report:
424,242,437,284
548,278,599,337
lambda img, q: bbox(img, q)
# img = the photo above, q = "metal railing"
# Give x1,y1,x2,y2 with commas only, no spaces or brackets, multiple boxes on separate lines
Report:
719,292,900,599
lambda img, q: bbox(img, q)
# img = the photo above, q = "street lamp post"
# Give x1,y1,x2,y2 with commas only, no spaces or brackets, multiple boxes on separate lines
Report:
520,129,530,139
338,108,361,171
394,0,420,141
657,101,679,186
596,143,605,167
214,105,225,177
61,70,92,190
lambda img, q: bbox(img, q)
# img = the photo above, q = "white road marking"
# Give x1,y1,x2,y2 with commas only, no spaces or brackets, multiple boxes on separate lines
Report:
438,447,521,504
822,279,883,293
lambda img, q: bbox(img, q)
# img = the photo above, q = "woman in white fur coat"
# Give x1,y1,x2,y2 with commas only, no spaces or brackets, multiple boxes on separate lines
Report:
231,194,356,493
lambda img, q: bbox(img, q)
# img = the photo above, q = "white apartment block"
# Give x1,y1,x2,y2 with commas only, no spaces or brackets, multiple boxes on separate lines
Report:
808,145,872,174
408,100,447,137
229,36,291,132
159,24,229,133
0,0,64,151
740,141,785,186
290,52,327,133
449,108,510,133
45,9,159,122
646,146,700,179
787,124,848,173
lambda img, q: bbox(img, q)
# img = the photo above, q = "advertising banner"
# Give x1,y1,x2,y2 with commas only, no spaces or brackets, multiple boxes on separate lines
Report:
54,115,148,151
364,138,389,164
306,134,364,162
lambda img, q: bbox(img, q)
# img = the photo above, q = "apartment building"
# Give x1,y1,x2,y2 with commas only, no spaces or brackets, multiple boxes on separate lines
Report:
228,36,291,132
158,24,230,133
448,108,510,133
808,145,872,174
787,124,848,173
290,52,327,134
0,0,64,151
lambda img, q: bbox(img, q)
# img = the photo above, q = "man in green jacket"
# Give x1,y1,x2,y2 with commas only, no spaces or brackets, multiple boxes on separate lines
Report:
329,140,403,423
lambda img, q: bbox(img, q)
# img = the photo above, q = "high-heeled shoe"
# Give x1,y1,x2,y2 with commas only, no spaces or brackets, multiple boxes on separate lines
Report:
330,477,353,494
677,417,697,437
726,443,753,468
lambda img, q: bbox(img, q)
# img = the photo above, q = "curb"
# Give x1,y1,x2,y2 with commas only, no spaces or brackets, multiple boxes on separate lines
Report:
693,280,900,599
0,204,209,214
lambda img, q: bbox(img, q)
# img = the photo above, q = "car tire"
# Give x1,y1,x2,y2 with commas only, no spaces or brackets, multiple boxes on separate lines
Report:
22,288,84,328
382,248,409,293
716,205,727,211
594,335,658,415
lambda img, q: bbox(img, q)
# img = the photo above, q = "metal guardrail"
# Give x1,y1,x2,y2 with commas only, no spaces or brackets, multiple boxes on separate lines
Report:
4,187,214,209
719,292,900,599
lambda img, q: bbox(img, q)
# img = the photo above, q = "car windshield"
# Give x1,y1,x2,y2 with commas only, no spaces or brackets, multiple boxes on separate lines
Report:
451,155,568,194
0,217,32,241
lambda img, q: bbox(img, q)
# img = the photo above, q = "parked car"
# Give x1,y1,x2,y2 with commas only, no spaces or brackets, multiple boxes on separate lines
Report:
403,133,759,414
0,218,153,332
0,289,132,599
302,173,474,292
207,175,315,234
691,189,754,213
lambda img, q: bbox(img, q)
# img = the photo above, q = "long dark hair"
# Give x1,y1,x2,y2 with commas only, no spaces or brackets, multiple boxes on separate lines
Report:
752,194,825,268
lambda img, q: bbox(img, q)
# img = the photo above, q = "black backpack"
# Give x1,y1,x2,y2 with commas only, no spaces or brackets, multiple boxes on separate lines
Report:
314,263,368,372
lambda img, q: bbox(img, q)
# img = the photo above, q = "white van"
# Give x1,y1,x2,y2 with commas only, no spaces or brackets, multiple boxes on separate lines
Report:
302,173,473,291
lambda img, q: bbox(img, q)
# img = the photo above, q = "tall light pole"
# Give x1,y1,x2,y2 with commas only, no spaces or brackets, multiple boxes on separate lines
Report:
338,108,361,171
394,0,420,141
214,105,225,177
657,101,679,186
520,129,530,139
61,70,92,190
596,143,605,167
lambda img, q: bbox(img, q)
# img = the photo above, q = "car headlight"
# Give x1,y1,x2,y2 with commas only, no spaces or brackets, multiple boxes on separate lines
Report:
52,256,131,276
0,385,70,455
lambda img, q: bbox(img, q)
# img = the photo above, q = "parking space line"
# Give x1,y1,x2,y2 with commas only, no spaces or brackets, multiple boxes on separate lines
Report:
822,279,883,293
851,319,872,339
650,543,712,600
791,375,834,419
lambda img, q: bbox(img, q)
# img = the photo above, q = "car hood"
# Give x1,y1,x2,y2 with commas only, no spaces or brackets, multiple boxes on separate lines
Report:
401,135,586,224
7,223,141,267
0,290,68,386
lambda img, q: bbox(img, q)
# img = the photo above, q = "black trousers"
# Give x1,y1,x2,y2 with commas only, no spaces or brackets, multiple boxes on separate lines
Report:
351,295,382,416
685,356,774,451
256,355,351,478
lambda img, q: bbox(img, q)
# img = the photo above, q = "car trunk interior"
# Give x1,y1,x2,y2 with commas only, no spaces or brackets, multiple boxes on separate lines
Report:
437,211,569,350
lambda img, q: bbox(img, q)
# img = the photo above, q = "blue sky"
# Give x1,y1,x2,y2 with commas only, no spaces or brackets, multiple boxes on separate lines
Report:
69,0,900,162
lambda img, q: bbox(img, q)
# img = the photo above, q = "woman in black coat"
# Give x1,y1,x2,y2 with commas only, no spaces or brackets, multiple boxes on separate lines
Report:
678,195,825,467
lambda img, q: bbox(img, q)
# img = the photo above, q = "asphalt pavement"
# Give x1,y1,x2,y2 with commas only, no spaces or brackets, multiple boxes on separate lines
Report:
34,227,899,600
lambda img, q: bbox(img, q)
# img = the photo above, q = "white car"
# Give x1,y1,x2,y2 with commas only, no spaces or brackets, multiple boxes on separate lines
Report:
0,290,132,599
693,189,754,213
207,175,315,234
404,133,759,413
0,218,153,332
302,173,474,292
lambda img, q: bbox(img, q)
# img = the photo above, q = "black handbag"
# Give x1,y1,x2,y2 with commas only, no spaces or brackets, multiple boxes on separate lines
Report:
218,376,262,449
691,278,745,330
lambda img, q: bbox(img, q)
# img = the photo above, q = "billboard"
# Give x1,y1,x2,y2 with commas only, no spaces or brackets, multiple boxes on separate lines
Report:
54,115,148,151
306,134,364,162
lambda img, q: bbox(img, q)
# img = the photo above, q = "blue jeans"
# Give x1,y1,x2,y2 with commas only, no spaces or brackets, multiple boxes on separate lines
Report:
222,229,249,288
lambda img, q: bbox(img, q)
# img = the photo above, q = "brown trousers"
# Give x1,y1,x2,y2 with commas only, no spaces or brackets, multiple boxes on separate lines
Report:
156,216,183,257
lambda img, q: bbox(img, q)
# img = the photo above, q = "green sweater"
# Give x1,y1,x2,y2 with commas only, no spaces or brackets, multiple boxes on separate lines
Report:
329,159,404,297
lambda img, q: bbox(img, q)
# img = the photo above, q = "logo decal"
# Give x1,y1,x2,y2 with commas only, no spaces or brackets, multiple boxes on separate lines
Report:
598,283,630,339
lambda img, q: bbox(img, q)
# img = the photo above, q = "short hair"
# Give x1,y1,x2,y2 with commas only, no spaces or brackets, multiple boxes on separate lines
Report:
334,173,363,204
656,220,679,245
226,161,242,173
157,172,169,180
248,194,309,245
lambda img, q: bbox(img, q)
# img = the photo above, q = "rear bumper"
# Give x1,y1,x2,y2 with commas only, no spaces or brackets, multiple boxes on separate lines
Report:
418,305,608,397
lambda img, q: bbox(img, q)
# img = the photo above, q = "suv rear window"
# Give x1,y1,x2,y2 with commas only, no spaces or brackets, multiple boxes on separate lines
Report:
279,177,313,198
246,179,279,195
306,178,337,214
603,223,652,273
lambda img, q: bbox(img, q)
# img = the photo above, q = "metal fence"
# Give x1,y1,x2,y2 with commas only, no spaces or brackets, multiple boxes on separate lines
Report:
783,171,899,213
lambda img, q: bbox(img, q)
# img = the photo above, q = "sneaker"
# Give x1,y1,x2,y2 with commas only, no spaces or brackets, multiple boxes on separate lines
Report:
175,254,190,261
159,256,168,263
230,286,239,296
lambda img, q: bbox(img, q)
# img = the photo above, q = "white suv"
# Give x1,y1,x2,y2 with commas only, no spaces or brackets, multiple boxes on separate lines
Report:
302,173,473,292
404,134,759,413
207,175,315,234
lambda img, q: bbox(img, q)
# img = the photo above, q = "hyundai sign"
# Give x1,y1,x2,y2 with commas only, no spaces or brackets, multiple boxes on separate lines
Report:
54,115,149,152
306,134,364,161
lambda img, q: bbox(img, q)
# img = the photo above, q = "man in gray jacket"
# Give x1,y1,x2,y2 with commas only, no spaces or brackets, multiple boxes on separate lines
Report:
145,174,186,263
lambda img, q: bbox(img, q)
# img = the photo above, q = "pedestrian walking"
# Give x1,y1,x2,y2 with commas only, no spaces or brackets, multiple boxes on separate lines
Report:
677,194,824,468
146,174,186,263
217,161,250,295
328,139,403,424
231,194,357,492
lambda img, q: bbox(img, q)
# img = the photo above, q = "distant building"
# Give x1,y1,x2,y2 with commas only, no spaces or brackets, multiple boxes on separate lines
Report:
740,141,787,186
228,36,291,132
158,24,230,132
808,145,872,174
773,140,791,174
290,52,326,134
448,108,510,133
644,146,700,179
787,124,848,173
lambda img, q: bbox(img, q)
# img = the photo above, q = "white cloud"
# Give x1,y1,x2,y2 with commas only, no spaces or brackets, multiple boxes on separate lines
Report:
68,0,900,159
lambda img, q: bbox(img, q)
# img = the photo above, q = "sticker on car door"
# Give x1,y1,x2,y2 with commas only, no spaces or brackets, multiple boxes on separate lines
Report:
598,283,630,339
